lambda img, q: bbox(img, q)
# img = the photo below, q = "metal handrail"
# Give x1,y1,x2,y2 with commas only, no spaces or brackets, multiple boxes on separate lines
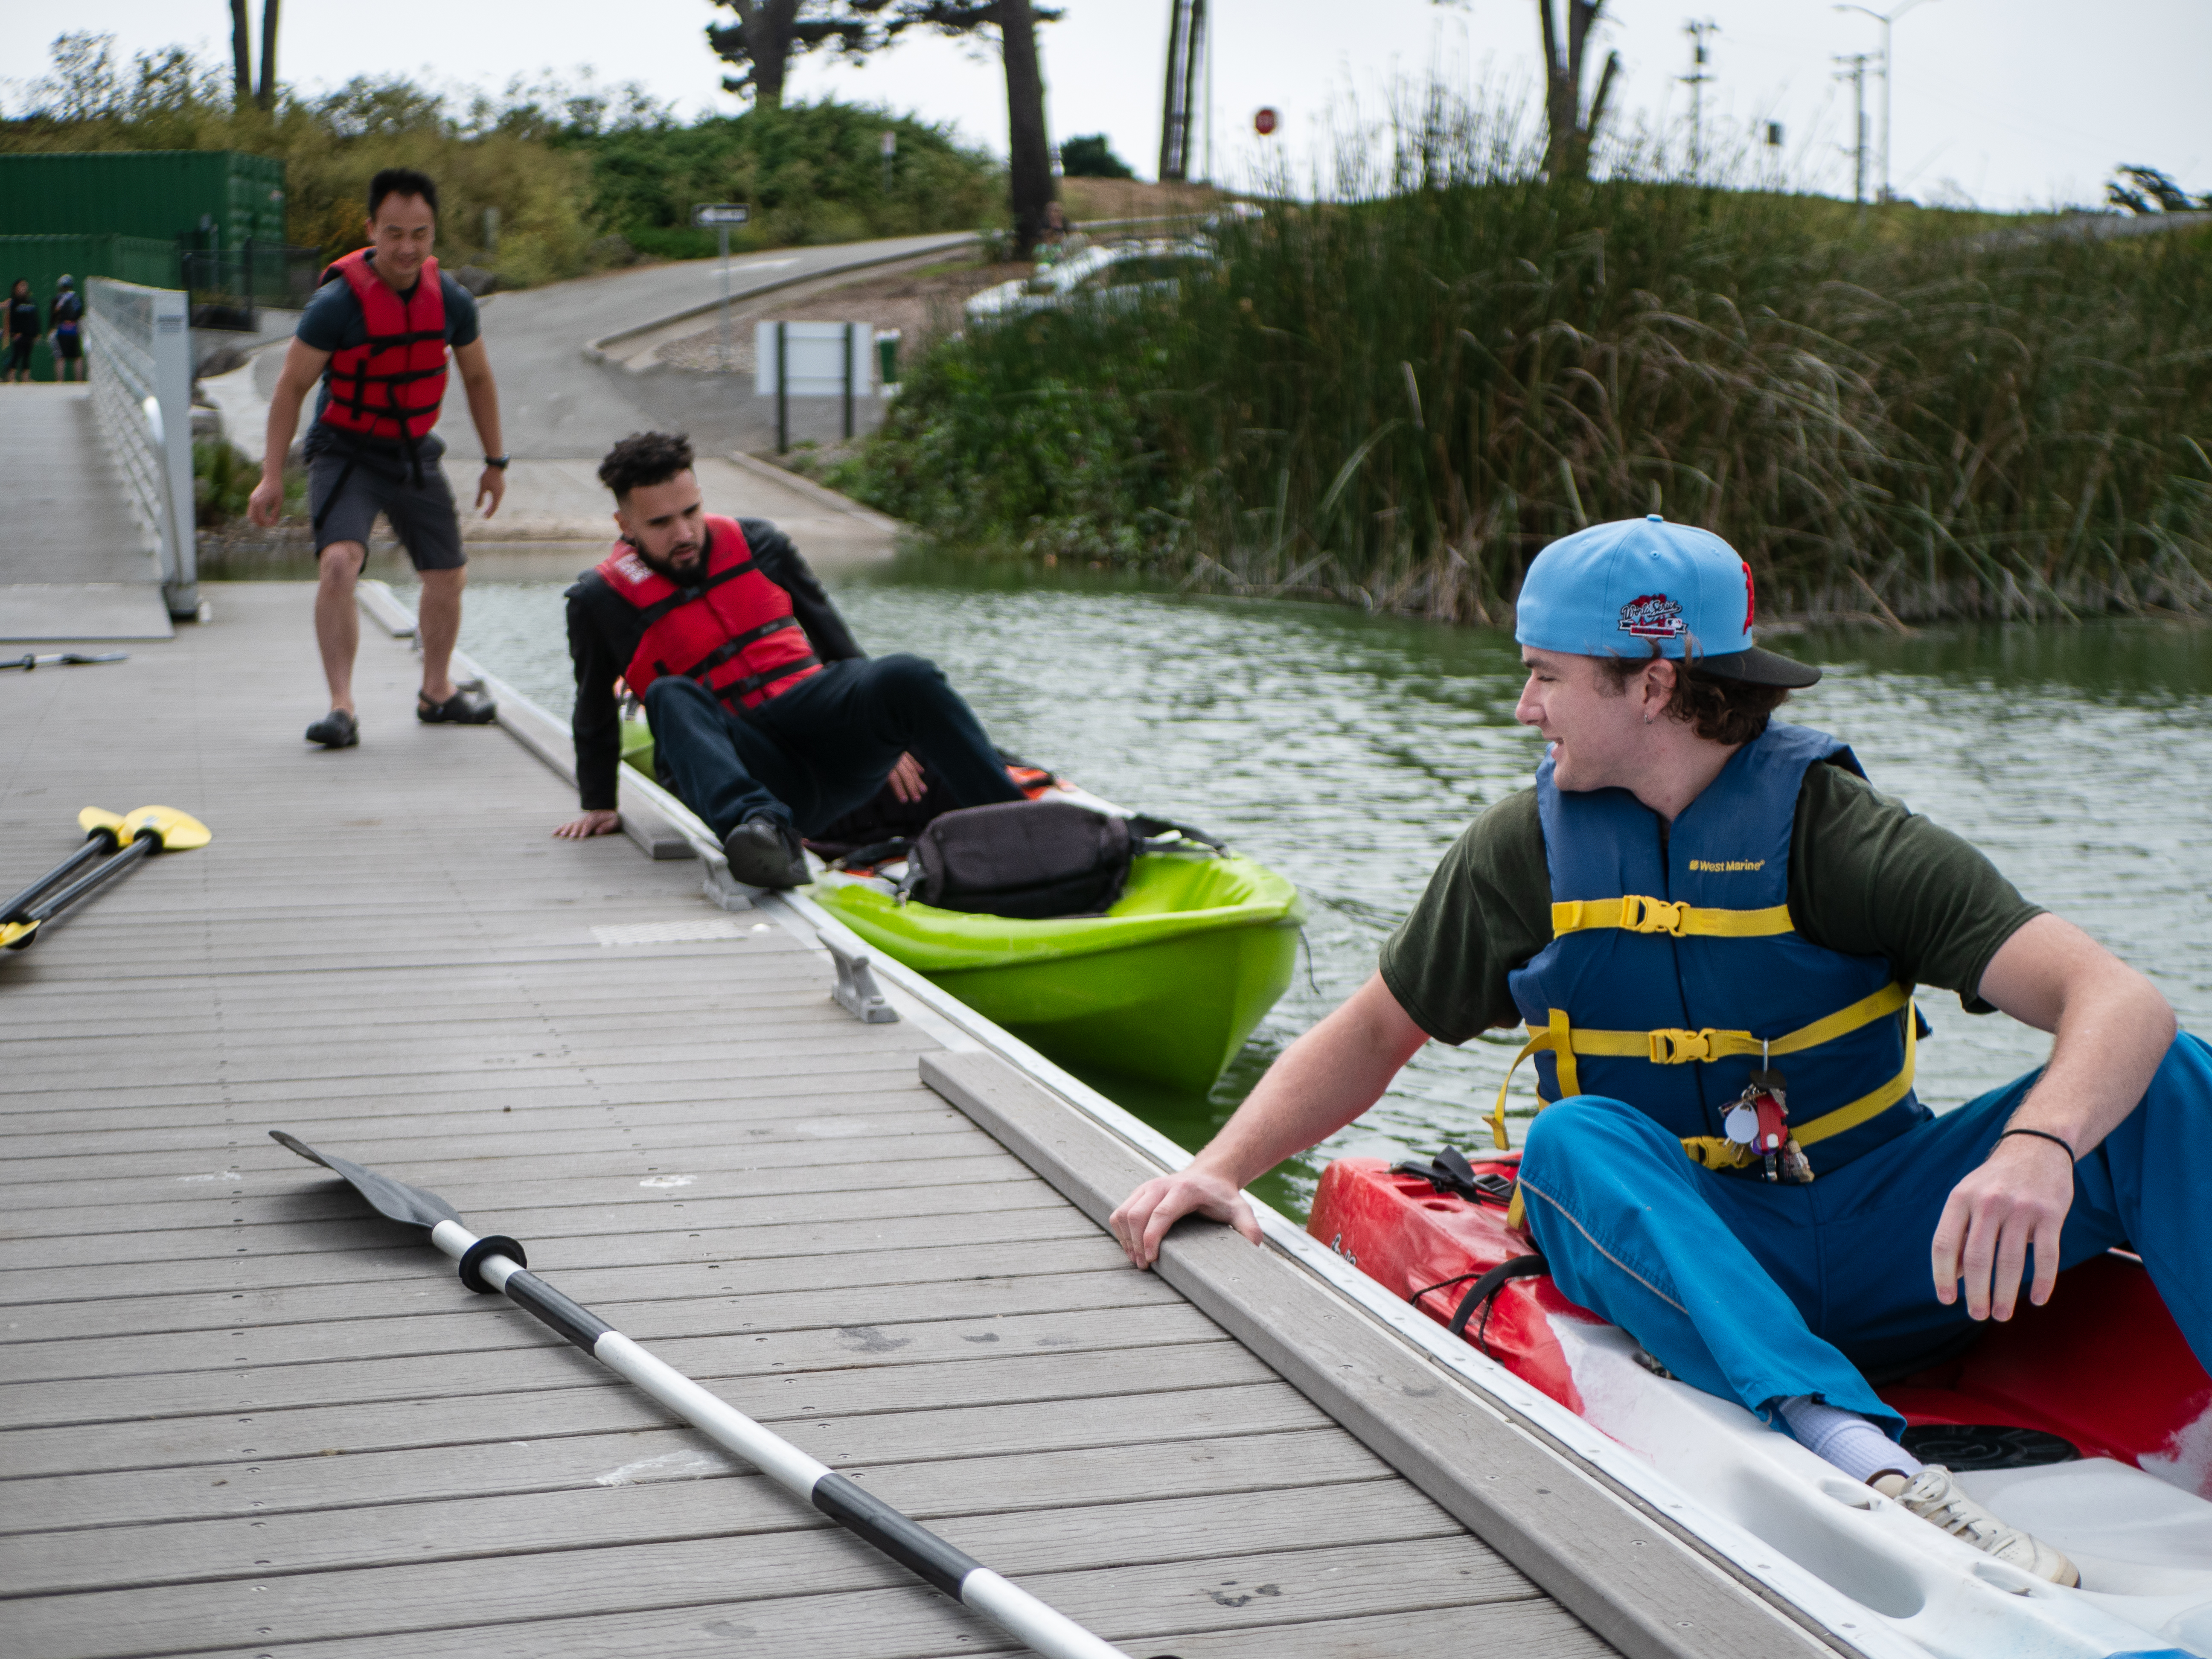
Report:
87,277,198,618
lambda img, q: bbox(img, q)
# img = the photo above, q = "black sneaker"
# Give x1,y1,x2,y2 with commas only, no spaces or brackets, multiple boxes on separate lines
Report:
722,816,808,889
306,708,359,748
418,687,498,725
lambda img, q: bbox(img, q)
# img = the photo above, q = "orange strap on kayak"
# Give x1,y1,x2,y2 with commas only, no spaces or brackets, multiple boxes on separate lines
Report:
1488,982,1916,1153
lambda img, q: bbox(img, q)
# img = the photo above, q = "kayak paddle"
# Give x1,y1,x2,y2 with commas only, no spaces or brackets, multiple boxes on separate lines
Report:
3,808,128,925
269,1132,1169,1659
3,805,210,951
1,651,129,671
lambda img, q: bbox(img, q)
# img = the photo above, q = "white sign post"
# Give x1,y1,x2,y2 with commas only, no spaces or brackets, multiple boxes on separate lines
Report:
691,204,751,370
756,321,875,453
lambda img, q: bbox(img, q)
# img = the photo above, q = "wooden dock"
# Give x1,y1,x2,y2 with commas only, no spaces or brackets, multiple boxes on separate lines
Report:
0,583,1841,1657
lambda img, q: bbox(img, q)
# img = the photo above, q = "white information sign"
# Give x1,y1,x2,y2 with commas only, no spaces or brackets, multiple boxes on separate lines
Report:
755,321,875,399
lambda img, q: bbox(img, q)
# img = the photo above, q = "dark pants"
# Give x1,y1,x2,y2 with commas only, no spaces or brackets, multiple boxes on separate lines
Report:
645,654,1025,839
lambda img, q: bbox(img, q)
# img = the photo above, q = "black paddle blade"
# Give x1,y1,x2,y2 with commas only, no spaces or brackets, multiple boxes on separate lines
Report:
270,1131,467,1231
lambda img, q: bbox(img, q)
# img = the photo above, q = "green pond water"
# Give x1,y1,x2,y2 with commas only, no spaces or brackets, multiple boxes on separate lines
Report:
411,559,2212,1220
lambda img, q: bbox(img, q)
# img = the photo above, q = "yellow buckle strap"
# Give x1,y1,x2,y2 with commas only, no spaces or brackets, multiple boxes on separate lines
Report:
1552,894,1796,940
1495,986,1919,1157
1676,999,1921,1169
1489,1007,1577,1152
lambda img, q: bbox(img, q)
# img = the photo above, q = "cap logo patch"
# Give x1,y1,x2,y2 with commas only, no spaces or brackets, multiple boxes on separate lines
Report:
1619,593,1686,639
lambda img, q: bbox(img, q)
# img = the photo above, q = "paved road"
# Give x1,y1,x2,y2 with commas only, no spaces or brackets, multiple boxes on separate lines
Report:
441,231,974,460
208,232,971,553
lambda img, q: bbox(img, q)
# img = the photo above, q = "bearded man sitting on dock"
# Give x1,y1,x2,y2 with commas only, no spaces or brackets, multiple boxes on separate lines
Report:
555,431,1024,886
1109,515,2212,1587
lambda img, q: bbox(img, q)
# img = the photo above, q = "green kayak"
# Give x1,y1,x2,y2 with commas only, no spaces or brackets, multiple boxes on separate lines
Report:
812,852,1306,1093
622,718,1304,1090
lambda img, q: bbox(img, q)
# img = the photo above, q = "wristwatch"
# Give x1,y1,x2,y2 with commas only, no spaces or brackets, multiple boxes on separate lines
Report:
485,454,511,469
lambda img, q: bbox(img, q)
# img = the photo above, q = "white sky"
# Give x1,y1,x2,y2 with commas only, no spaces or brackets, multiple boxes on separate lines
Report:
6,1,2207,212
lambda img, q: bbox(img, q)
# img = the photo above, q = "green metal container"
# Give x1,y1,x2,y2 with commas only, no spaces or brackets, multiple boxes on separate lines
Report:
0,151,287,250
814,853,1307,1093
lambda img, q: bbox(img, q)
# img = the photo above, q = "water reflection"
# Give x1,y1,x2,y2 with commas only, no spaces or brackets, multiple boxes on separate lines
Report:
429,561,2212,1220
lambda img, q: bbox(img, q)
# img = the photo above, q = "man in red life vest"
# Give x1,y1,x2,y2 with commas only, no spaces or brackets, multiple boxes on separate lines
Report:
248,167,508,748
553,431,1025,887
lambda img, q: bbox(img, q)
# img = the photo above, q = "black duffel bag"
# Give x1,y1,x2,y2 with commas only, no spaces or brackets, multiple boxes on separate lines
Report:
896,799,1222,920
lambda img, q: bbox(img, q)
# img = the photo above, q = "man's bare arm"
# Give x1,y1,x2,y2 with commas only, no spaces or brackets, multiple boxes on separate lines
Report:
1932,913,2175,1320
1109,972,1428,1268
247,338,331,527
452,338,506,518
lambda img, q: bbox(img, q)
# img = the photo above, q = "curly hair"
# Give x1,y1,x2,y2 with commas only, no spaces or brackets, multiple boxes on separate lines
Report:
597,431,696,500
1595,640,1790,747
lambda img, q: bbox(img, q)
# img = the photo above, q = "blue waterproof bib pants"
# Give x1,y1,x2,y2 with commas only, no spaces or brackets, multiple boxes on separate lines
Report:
1516,1031,2212,1436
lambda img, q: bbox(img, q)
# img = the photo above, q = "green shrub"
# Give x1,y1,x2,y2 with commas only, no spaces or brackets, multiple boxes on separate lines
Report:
4,38,1001,287
852,99,2212,622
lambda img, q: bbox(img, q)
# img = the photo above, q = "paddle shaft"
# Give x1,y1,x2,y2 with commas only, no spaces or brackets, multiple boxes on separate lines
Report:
2,835,114,923
2,651,128,670
21,834,154,926
422,1217,1138,1659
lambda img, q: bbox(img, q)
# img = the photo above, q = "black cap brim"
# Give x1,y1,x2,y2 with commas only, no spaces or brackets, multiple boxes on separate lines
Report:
1693,646,1821,688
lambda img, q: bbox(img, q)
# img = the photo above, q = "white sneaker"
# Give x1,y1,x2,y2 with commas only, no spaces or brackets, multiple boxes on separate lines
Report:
1872,1466,2079,1587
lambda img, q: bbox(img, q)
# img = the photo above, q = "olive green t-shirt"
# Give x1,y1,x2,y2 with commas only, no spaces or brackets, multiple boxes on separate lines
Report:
1380,759,2044,1045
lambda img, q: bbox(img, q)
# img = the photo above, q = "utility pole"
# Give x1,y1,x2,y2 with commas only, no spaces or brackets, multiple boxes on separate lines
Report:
1679,19,1718,180
1158,0,1208,183
1834,0,1934,202
1833,52,1874,206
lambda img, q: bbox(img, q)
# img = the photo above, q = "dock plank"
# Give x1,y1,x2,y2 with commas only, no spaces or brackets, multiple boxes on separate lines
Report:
0,585,1641,1659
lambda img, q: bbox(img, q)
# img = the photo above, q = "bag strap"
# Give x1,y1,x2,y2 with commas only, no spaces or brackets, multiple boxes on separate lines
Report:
1127,814,1228,854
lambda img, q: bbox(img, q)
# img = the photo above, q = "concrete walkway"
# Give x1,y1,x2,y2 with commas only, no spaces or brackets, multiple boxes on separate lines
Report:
0,384,172,641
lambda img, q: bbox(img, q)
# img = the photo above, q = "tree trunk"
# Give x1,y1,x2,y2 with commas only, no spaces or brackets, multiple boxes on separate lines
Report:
750,0,801,111
1536,0,1615,182
998,0,1054,257
255,0,279,110
227,0,253,104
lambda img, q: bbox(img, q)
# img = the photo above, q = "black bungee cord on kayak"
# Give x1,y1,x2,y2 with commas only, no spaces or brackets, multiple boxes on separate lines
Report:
1394,1147,1548,1358
269,1132,1180,1659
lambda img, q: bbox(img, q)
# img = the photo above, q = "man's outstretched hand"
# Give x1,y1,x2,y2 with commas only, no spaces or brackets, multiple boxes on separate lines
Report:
1109,1167,1262,1270
554,809,621,840
887,752,926,804
1930,1131,2075,1322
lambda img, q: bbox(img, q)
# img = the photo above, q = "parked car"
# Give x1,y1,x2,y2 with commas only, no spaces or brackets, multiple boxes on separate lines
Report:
963,238,1215,326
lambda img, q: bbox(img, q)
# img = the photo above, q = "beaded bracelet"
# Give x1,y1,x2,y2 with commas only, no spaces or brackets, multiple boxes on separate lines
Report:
1996,1126,2076,1161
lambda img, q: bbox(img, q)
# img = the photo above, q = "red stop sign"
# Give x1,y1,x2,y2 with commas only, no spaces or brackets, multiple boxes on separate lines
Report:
1254,107,1280,137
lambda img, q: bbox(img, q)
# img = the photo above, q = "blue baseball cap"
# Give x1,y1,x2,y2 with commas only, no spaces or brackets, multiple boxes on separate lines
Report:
1514,514,1818,687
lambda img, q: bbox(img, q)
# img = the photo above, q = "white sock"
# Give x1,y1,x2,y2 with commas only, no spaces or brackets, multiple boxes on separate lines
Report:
1775,1394,1924,1484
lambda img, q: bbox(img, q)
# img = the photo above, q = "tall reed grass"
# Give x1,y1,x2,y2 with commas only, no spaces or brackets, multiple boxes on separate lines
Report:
845,93,2212,622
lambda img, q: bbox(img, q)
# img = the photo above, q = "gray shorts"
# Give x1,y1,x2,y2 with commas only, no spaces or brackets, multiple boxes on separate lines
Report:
308,448,466,571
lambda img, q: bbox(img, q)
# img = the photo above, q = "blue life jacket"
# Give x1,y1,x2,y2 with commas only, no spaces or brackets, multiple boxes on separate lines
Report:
1497,721,1930,1176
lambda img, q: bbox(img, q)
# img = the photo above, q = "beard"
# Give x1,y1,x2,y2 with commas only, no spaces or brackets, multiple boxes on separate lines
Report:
632,533,706,583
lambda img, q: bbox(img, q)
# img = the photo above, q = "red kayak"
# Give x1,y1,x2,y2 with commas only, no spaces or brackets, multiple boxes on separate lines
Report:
1310,1150,2212,1494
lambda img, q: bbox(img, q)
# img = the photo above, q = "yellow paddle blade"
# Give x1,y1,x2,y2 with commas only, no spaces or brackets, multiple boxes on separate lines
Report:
1,917,38,951
77,806,127,842
122,805,212,852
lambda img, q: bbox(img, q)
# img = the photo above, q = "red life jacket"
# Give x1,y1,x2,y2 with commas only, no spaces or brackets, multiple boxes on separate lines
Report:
598,518,823,713
317,248,448,443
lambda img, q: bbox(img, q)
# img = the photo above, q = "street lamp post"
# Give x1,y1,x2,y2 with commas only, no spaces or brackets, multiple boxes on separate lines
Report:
1834,0,1935,203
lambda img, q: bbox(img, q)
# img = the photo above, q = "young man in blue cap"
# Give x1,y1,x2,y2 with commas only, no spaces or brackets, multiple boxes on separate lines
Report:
1111,514,2210,1584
